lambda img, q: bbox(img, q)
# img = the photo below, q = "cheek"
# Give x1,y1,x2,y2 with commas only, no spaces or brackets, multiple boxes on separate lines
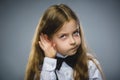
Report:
54,41,69,52
55,41,67,49
76,37,81,45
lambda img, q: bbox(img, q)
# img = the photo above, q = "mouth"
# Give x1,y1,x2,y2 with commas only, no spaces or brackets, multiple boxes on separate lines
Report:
71,46,78,51
67,46,79,55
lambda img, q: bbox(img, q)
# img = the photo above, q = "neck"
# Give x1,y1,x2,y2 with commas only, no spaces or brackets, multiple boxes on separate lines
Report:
56,53,68,58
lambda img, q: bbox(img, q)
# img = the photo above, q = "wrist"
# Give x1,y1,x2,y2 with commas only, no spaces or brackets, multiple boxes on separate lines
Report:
44,52,56,58
42,57,57,71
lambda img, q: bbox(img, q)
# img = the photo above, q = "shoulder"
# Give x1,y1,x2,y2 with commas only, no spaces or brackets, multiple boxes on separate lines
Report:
87,53,100,66
88,59,99,72
87,53,101,71
87,53,103,79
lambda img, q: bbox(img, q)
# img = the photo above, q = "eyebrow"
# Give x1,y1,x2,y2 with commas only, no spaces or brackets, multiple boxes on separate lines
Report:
74,27,79,31
56,26,79,36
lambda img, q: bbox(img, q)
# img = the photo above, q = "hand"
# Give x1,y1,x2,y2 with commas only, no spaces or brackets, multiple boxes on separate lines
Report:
39,33,56,58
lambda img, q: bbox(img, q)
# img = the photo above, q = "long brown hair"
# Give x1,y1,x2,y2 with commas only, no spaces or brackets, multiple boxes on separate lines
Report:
25,4,104,80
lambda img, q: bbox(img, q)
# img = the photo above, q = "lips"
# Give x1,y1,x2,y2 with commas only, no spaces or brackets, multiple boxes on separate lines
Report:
71,46,78,51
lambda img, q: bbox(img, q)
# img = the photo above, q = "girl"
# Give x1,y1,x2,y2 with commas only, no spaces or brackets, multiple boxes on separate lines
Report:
25,4,105,80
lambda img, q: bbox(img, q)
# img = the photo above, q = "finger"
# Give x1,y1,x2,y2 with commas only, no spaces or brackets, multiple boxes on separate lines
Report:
38,41,43,49
40,33,46,44
39,34,50,49
42,34,53,47
39,33,46,47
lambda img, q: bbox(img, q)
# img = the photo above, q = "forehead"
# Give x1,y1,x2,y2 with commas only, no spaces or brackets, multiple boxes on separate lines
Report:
56,20,78,34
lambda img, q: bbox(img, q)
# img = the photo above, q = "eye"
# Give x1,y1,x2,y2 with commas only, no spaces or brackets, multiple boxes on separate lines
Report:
73,30,80,36
59,34,67,39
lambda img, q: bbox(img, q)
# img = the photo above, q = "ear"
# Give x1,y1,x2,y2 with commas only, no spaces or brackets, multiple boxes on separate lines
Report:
43,34,51,42
49,38,56,48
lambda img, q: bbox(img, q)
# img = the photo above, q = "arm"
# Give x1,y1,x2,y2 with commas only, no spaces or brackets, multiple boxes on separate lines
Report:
39,33,57,80
40,57,57,80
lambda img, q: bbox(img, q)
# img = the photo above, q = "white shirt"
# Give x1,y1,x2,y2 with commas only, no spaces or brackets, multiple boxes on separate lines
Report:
40,55,102,80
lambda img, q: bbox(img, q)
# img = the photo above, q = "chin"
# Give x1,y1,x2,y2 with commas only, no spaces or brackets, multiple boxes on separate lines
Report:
60,51,77,56
68,51,77,56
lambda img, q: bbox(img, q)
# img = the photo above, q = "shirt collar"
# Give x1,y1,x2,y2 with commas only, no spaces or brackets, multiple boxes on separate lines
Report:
56,52,68,58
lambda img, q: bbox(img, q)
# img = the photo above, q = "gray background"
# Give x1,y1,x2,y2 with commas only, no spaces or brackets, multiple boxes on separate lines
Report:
0,0,120,80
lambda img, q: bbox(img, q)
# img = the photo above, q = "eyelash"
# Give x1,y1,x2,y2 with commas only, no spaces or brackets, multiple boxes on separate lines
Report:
73,31,79,36
59,34,66,39
59,30,80,39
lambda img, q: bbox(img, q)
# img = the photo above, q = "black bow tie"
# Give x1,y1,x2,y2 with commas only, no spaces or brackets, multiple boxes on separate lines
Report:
55,53,78,70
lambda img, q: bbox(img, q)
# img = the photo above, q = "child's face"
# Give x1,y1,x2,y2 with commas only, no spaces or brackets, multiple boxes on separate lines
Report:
51,19,81,56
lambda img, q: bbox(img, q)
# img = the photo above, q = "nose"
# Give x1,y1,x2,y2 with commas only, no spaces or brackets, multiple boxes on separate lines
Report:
69,36,76,45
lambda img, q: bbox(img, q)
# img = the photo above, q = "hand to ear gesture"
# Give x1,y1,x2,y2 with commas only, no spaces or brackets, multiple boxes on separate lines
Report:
39,33,56,58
